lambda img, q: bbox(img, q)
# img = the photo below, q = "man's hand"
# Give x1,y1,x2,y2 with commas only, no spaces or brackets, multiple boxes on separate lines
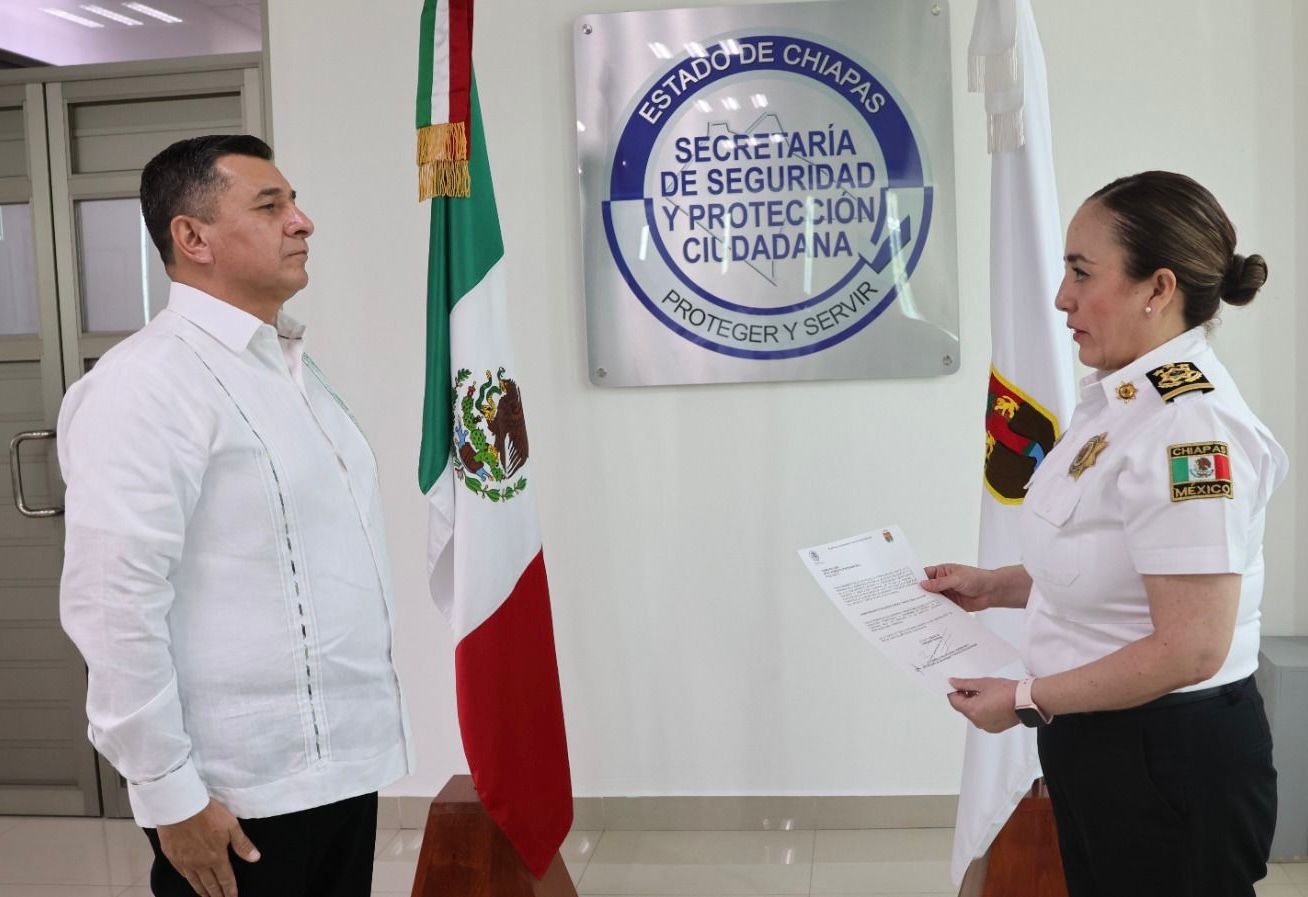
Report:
158,800,260,897
947,677,1020,733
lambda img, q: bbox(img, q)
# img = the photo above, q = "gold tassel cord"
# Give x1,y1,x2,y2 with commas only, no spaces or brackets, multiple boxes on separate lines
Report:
416,121,470,199
418,160,471,200
417,121,468,164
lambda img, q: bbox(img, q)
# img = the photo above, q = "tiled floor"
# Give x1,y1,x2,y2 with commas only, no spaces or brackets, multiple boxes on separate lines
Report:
0,816,1304,896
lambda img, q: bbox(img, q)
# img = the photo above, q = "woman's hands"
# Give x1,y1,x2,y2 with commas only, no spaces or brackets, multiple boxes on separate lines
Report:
947,677,1020,733
922,564,1032,731
921,563,1029,611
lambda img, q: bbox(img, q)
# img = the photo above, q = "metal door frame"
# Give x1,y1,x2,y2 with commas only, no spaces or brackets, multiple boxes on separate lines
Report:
43,62,264,389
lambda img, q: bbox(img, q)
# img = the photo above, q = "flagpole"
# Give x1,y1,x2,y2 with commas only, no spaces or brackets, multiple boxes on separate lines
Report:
954,0,1076,889
417,0,574,879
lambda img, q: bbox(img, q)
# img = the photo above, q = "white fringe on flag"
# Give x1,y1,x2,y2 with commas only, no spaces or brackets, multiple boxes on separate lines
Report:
967,48,1021,94
987,107,1025,154
968,0,1026,154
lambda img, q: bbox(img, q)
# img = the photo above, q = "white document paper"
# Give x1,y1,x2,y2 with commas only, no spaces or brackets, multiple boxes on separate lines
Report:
798,525,1020,695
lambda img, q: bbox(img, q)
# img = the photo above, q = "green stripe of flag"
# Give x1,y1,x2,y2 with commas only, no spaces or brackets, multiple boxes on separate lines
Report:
416,0,437,128
419,73,505,493
1170,457,1189,485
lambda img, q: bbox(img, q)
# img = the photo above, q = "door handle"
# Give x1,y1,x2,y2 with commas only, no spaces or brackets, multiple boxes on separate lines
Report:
9,430,63,518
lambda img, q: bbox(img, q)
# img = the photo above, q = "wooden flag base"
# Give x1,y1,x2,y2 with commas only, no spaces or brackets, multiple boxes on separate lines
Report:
410,775,578,897
977,781,1068,897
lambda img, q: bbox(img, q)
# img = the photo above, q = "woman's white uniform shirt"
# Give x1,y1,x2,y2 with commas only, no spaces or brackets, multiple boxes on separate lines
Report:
1020,327,1287,690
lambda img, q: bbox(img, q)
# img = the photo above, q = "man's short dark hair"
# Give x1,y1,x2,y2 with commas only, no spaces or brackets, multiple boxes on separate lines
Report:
139,134,273,266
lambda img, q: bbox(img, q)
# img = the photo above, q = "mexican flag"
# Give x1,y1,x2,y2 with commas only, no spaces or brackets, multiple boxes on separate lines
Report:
417,1,572,877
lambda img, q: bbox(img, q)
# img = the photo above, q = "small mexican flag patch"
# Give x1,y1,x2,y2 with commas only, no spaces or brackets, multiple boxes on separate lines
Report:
1168,442,1233,501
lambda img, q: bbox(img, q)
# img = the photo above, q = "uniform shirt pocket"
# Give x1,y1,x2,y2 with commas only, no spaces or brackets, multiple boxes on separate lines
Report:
1021,478,1083,587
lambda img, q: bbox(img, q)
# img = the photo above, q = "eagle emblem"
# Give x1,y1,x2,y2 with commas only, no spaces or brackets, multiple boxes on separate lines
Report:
450,367,530,502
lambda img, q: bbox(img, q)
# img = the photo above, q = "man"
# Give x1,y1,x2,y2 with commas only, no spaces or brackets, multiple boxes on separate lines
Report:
58,134,412,897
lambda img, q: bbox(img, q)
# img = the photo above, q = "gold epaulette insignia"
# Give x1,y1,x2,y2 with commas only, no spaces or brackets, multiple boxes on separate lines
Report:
1146,363,1214,403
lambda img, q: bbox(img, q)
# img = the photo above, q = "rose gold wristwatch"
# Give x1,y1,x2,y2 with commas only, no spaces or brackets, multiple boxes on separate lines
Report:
1015,677,1053,728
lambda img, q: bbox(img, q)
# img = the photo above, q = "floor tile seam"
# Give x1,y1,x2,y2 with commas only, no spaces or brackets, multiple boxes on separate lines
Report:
807,828,817,896
1266,870,1305,895
0,821,35,849
0,874,129,888
574,827,604,883
129,848,153,888
589,826,824,858
574,828,607,892
374,829,401,859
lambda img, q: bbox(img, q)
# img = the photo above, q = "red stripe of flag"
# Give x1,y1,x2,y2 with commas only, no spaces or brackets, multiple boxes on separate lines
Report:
453,550,573,878
1214,452,1231,480
448,0,473,130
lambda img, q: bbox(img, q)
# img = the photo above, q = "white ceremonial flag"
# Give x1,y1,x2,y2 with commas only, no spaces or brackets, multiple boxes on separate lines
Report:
953,0,1077,886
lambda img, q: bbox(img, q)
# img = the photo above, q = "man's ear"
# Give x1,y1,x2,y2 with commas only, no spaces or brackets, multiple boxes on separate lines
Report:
170,215,213,266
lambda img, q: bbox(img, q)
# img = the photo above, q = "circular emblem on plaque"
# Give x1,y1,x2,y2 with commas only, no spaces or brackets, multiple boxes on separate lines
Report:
601,34,934,360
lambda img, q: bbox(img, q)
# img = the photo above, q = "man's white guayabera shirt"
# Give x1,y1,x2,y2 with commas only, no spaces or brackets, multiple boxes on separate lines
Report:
59,283,412,826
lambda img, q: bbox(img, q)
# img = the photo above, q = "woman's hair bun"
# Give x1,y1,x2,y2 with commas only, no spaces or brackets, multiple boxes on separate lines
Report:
1221,253,1267,307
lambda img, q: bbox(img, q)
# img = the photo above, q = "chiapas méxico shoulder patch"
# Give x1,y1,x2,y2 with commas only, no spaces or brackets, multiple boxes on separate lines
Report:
1169,442,1233,501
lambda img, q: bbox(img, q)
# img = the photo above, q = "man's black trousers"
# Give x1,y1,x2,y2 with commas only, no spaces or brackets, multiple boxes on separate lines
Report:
144,792,379,897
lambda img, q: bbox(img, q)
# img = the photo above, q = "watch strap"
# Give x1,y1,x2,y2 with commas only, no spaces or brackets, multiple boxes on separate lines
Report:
1015,677,1052,727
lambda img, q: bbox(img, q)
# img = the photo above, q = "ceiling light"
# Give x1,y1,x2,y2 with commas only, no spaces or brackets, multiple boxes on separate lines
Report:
82,4,143,25
42,8,105,27
122,2,183,23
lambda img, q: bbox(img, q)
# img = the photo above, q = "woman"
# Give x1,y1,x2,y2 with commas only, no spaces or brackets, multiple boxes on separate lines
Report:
923,171,1287,897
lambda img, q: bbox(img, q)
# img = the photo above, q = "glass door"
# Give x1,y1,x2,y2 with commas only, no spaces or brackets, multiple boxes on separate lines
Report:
0,55,265,818
0,80,98,817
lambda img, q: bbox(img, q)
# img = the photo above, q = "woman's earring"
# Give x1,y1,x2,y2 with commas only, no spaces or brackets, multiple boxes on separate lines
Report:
1145,306,1153,315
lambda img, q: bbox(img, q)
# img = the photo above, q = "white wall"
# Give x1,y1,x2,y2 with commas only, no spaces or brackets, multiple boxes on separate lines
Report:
1295,0,1308,644
266,0,1302,799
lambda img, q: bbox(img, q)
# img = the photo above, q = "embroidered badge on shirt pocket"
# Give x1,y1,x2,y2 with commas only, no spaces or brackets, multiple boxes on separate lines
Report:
1168,442,1234,502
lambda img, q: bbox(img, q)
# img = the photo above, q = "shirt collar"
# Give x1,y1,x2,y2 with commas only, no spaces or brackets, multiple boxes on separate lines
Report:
165,282,306,352
1082,326,1210,408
